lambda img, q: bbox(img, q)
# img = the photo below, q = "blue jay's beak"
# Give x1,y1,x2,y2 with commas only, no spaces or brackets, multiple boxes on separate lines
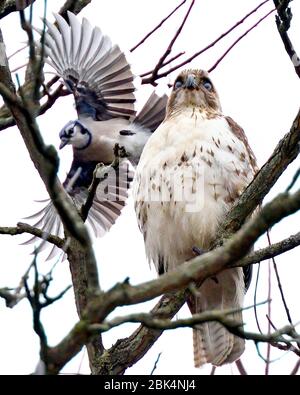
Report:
185,74,197,89
59,139,68,150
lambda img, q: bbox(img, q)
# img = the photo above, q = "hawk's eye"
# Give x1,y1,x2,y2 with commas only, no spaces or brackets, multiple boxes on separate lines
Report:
174,79,183,89
202,79,213,91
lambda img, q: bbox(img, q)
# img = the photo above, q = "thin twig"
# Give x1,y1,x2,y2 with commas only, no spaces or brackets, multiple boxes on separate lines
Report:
146,0,195,85
266,314,278,331
290,359,300,375
210,366,216,375
130,0,187,52
150,352,162,375
267,230,293,324
142,0,271,84
8,44,28,60
140,52,185,78
235,359,248,375
11,63,27,73
286,168,300,192
209,9,275,72
265,259,272,375
254,264,263,334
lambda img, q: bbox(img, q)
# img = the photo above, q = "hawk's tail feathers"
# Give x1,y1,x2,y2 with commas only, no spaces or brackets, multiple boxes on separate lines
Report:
188,268,245,367
192,310,244,367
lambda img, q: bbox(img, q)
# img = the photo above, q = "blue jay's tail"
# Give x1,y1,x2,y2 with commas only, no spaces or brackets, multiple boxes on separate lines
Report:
21,160,133,261
133,91,168,132
37,11,136,120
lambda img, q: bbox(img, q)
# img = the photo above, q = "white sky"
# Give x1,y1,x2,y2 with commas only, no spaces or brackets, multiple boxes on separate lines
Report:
0,0,299,375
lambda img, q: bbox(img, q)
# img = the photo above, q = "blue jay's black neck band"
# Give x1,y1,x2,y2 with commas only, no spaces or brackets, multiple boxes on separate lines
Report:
75,131,92,151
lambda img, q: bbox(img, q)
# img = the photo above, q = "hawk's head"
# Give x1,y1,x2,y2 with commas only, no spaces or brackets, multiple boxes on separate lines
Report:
167,69,221,117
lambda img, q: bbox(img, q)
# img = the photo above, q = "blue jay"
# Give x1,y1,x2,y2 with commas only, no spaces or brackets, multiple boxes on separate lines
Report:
24,12,168,258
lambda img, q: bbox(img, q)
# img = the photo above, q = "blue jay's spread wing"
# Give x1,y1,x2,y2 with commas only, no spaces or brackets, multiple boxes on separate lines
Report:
22,159,133,260
40,12,136,120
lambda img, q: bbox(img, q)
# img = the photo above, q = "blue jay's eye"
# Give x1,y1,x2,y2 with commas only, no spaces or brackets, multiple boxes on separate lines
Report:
81,128,88,135
77,86,86,94
174,79,183,89
202,79,213,91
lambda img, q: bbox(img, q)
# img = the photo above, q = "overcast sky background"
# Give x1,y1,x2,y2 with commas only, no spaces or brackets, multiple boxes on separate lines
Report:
0,0,299,375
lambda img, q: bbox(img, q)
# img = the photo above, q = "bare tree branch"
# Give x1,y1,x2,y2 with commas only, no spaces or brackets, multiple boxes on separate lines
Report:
239,231,300,267
0,0,35,20
273,0,300,79
24,255,72,366
0,222,64,248
86,305,300,355
59,0,92,20
0,82,69,131
0,287,25,307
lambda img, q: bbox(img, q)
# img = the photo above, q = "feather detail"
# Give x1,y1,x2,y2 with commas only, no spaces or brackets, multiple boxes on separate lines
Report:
133,91,168,132
22,160,133,259
188,268,245,367
38,11,136,120
134,69,258,367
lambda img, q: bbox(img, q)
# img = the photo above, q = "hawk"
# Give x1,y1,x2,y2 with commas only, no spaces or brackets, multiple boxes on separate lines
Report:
133,69,258,367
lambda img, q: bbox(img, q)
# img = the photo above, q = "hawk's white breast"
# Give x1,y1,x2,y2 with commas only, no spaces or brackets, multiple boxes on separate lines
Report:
134,108,254,272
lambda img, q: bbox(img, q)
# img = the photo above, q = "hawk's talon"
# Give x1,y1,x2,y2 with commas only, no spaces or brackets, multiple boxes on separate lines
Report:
193,246,205,256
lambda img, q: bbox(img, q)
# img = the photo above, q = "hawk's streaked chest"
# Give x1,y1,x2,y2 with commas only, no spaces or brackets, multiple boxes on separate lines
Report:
134,108,254,270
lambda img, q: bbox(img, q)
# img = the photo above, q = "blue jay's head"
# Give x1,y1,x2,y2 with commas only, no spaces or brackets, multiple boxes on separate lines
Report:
59,120,92,150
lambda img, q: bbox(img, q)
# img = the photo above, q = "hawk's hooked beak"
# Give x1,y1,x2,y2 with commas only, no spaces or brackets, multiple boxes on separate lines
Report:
185,74,197,90
59,139,68,150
